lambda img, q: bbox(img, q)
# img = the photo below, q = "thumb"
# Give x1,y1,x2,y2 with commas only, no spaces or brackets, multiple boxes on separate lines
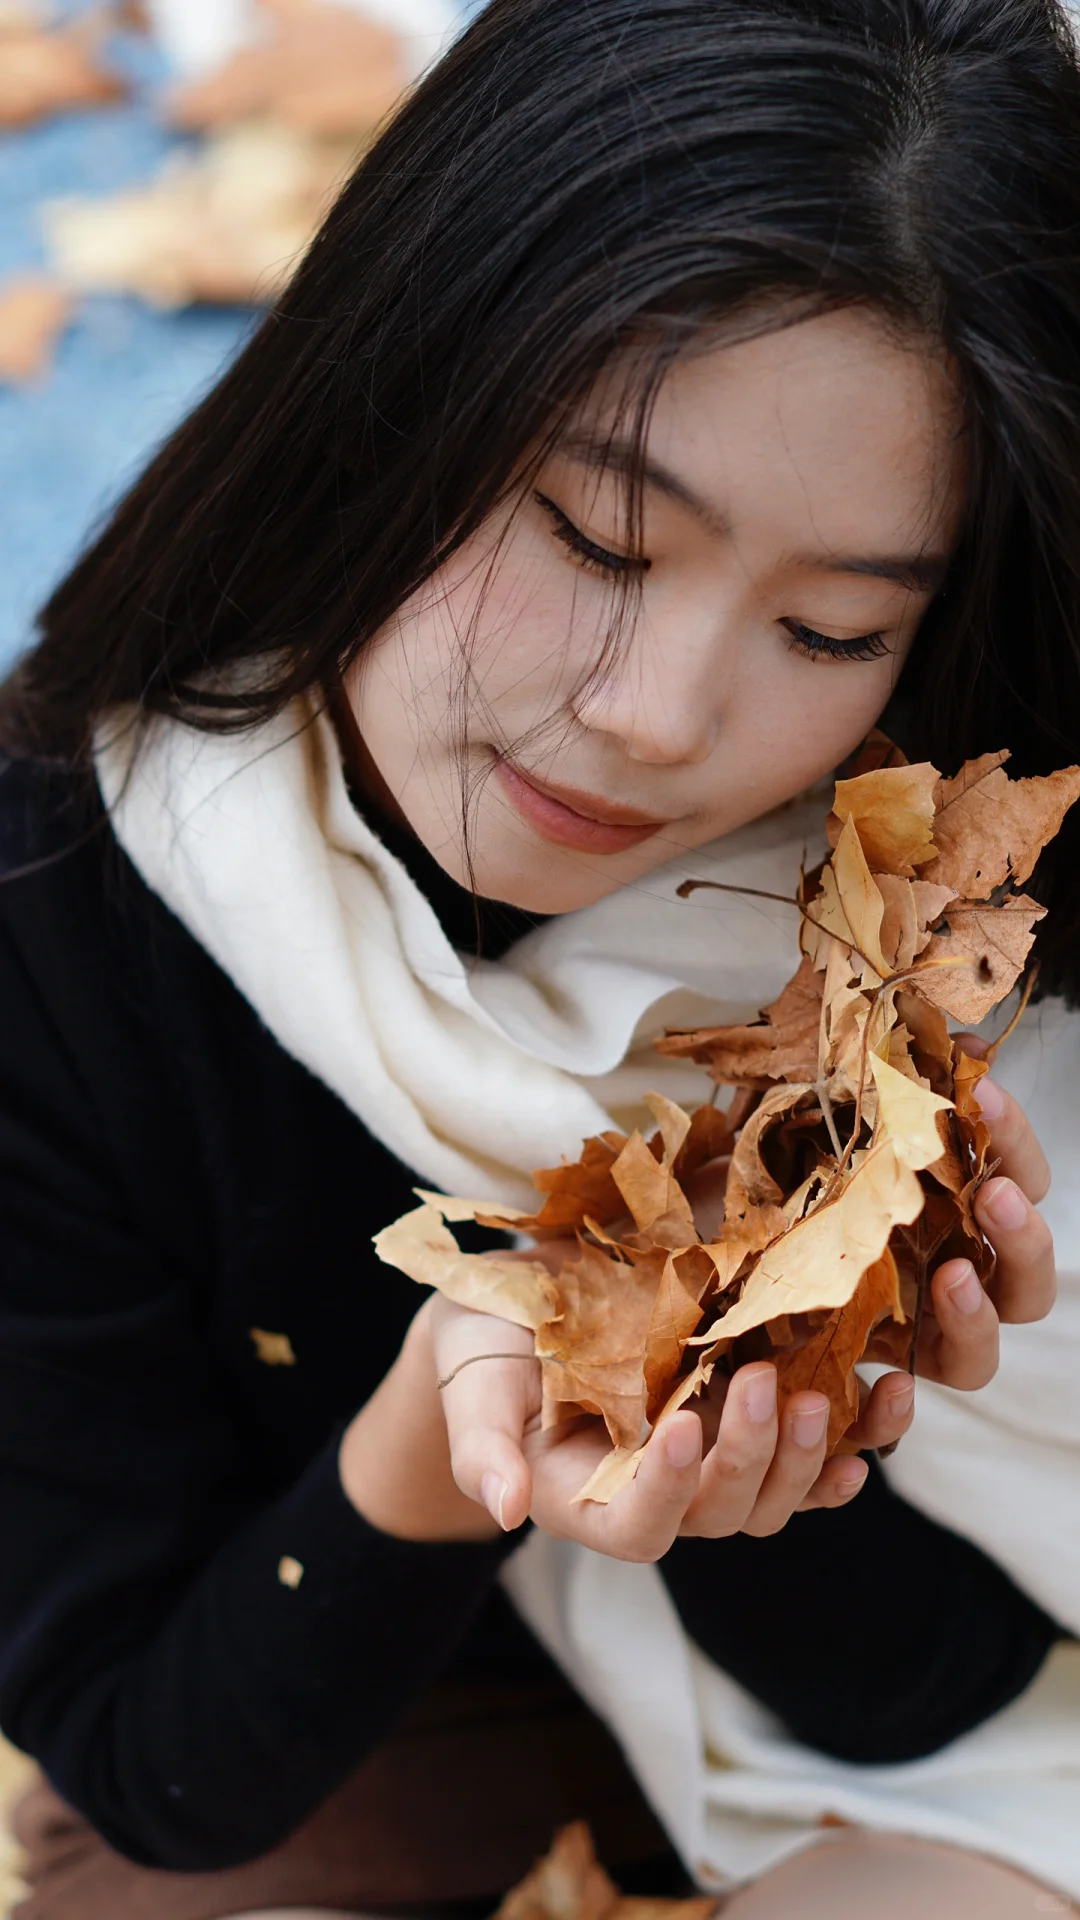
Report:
431,1303,539,1531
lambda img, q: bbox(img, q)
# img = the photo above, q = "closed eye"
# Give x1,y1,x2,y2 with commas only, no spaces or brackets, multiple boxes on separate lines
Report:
784,620,890,663
535,492,649,577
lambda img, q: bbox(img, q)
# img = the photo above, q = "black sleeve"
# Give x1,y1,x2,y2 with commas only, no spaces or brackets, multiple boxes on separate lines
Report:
0,922,516,1872
661,1459,1061,1763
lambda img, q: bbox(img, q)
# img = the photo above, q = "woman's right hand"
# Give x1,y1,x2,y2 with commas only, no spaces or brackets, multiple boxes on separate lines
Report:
431,1292,914,1562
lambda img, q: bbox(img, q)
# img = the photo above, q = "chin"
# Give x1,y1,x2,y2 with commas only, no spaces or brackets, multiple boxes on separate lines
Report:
464,851,633,916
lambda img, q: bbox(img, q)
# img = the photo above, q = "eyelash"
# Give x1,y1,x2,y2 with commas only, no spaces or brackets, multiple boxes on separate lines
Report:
536,492,890,664
534,492,647,577
783,622,890,664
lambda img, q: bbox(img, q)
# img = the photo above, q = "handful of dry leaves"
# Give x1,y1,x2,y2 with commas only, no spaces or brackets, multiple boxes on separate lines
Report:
375,740,1080,1503
494,1822,716,1920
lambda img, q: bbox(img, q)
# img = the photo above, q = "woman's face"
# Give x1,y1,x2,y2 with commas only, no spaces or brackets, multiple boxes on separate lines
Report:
351,306,965,913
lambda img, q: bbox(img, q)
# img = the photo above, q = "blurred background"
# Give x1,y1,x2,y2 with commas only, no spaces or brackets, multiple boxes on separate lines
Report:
0,0,481,674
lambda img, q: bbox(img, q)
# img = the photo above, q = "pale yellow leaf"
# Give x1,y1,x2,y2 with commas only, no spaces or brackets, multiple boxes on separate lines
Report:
869,1052,953,1171
611,1130,696,1246
711,1140,924,1341
831,816,889,976
830,762,939,875
373,1199,556,1330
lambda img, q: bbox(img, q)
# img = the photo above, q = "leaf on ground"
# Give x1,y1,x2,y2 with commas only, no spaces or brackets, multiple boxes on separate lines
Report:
168,0,407,138
0,276,72,386
494,1821,618,1920
922,754,1080,898
44,123,352,308
493,1822,721,1920
0,18,124,127
828,763,939,876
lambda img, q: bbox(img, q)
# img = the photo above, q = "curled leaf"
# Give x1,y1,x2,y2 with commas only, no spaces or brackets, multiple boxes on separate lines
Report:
828,762,939,876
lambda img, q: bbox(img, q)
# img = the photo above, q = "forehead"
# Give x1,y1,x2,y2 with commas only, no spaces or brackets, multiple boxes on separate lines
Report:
588,307,966,562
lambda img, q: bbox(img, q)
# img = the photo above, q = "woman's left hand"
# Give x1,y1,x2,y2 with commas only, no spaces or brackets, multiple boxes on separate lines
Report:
907,1038,1056,1390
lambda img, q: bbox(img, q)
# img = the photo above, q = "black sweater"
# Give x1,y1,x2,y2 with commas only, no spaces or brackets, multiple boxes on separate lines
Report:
0,755,1059,1872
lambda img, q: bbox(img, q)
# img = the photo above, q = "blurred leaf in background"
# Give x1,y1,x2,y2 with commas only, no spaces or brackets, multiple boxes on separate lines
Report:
0,0,473,671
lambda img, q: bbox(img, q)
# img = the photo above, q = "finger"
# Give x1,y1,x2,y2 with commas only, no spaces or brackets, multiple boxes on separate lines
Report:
919,1257,1000,1388
970,1073,1051,1204
974,1175,1057,1324
842,1369,915,1452
434,1308,539,1530
796,1453,869,1511
738,1390,834,1536
531,1410,704,1563
678,1363,780,1536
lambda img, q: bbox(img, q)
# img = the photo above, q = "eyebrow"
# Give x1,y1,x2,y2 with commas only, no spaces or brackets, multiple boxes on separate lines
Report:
558,430,949,595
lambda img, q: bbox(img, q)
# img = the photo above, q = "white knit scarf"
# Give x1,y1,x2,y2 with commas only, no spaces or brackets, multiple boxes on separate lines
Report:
97,704,1080,1903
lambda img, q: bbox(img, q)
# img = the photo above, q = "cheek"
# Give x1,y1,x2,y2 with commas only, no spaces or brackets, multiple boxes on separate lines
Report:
420,539,616,725
741,653,901,795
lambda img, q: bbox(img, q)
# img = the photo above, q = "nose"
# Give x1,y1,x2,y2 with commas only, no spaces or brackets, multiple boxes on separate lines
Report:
571,618,723,766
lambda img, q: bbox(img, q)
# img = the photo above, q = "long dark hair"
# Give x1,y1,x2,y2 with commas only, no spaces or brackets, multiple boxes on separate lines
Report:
7,0,1080,992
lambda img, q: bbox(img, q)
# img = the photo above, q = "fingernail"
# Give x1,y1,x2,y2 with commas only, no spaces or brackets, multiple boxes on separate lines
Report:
945,1263,982,1315
743,1368,777,1424
793,1400,829,1448
837,1460,868,1498
480,1471,508,1529
975,1077,1006,1122
887,1377,915,1418
664,1418,701,1470
983,1179,1027,1232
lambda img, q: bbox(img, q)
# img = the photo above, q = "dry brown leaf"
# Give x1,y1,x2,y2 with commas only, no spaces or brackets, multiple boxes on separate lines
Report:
0,18,124,126
917,895,1046,1025
828,762,939,875
494,1821,721,1920
774,1248,903,1449
830,816,889,976
535,1244,663,1449
0,276,72,385
44,123,352,309
922,753,1080,898
869,1053,953,1168
494,1822,619,1920
705,1138,925,1344
168,0,407,138
723,1082,817,1220
373,1195,556,1330
876,875,957,971
515,1132,628,1238
375,739,1079,1508
250,1327,297,1366
671,1101,736,1185
611,1130,697,1248
658,954,822,1088
642,1247,717,1417
572,1347,721,1506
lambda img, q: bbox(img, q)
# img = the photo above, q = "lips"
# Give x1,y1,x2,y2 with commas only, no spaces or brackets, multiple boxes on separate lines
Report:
495,757,670,855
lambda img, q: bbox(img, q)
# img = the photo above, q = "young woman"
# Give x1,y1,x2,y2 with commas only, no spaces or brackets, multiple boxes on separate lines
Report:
0,0,1076,1913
